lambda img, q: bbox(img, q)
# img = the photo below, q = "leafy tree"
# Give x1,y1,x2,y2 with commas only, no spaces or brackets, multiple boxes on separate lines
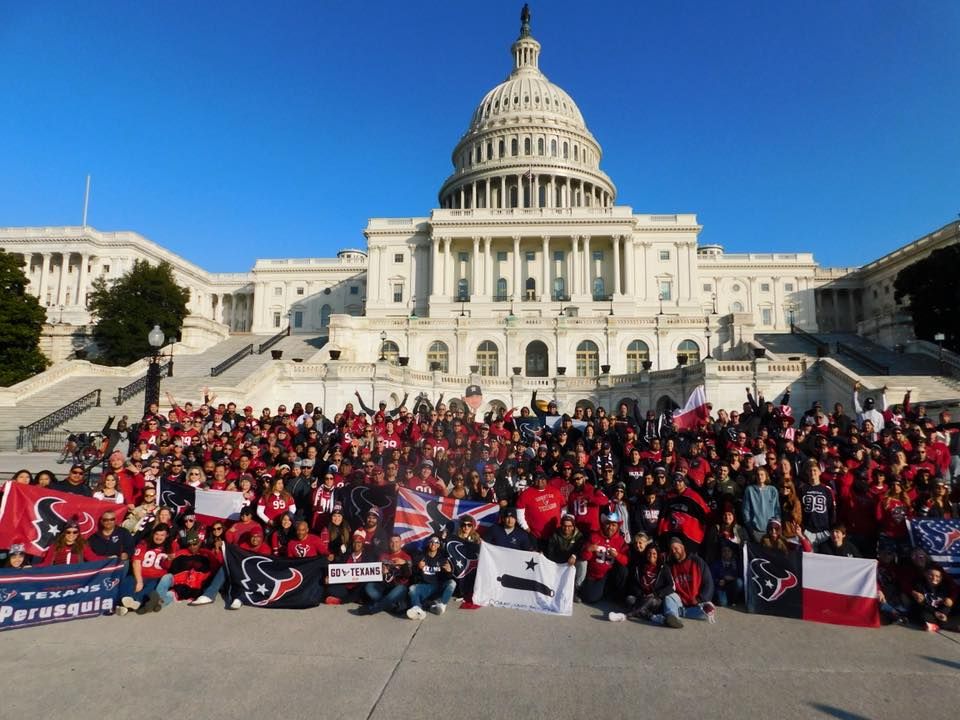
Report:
88,260,190,366
0,250,49,386
893,244,960,353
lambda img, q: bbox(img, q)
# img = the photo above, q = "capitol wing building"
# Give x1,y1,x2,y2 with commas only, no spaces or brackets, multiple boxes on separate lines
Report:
2,10,957,416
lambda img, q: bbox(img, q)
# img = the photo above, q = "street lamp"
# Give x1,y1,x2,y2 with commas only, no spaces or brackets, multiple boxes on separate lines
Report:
704,326,713,359
379,330,387,361
934,332,946,373
711,292,717,315
658,291,664,316
144,325,165,417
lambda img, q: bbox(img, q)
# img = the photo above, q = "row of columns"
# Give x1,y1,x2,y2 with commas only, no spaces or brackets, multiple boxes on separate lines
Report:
442,174,612,211
427,235,672,301
211,292,254,332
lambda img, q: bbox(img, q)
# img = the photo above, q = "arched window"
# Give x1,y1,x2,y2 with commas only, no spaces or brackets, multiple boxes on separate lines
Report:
320,304,332,328
382,340,400,364
499,140,505,158
537,138,544,155
486,142,493,160
496,277,508,301
511,138,518,156
509,185,518,208
626,340,650,373
476,340,498,377
730,301,744,313
524,138,531,155
576,340,599,377
525,276,536,301
550,139,557,157
677,339,701,365
427,341,449,373
525,340,549,377
574,145,579,161
563,142,569,159
592,277,605,300
457,278,469,300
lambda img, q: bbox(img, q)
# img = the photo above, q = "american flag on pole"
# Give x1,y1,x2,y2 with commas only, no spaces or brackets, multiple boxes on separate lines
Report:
908,519,960,577
524,167,534,181
393,488,500,549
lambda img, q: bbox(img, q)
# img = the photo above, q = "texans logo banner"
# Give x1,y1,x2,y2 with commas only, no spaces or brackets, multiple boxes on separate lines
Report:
908,519,960,577
744,543,879,628
0,559,125,631
223,544,327,609
341,483,397,531
473,543,575,616
156,480,246,524
0,484,129,555
444,537,480,580
394,488,500,548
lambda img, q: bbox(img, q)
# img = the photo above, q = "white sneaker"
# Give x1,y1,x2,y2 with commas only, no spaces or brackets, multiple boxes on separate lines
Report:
406,605,426,620
189,595,214,606
228,598,242,610
431,602,446,615
607,612,626,622
121,596,140,611
702,602,717,624
650,613,665,625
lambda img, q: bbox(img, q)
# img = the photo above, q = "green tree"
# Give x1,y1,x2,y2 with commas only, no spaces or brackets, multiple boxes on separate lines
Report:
0,250,49,386
893,244,960,353
88,260,190,366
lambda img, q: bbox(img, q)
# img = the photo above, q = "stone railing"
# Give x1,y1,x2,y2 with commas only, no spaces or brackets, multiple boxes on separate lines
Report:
0,357,152,407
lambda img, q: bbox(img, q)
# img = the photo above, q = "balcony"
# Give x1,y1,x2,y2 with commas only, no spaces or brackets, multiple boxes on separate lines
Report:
493,294,509,302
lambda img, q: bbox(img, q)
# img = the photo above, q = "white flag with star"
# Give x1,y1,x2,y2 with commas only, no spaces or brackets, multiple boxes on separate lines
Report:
473,542,575,616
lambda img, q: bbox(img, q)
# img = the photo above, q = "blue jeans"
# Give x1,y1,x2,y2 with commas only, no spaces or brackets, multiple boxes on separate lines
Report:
120,575,175,606
714,579,743,607
663,592,709,620
408,580,456,609
366,583,409,612
201,567,228,601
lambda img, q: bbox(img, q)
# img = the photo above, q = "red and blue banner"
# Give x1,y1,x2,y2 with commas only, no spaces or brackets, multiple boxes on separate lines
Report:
0,559,125,631
394,488,500,548
908,519,960,577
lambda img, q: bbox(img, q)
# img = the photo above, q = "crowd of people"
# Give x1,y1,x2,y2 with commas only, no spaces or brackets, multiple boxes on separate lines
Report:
3,381,959,631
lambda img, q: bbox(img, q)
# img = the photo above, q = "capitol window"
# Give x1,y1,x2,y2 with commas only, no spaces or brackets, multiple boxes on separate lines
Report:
785,282,794,292
677,340,700,364
703,283,712,291
394,253,403,263
476,341,498,376
563,142,569,159
427,341,449,372
273,287,283,296
659,281,672,301
320,305,331,327
350,286,359,295
382,341,400,365
393,284,403,303
576,341,599,377
497,251,507,262
511,139,518,156
659,250,670,261
524,138,531,155
499,140,505,158
761,283,771,292
626,340,651,373
550,139,557,157
538,138,544,155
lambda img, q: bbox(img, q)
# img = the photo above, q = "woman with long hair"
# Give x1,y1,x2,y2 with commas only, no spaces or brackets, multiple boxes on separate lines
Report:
270,513,297,556
877,476,913,547
39,519,101,565
257,476,296,525
780,479,803,527
93,472,125,505
743,466,780,543
319,504,352,561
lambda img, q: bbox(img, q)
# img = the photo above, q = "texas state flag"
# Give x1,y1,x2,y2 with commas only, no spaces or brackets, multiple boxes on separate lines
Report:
744,543,879,628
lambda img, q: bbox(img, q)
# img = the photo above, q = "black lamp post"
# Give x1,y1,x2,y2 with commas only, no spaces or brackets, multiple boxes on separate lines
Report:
658,291,664,315
144,324,165,417
379,330,387,361
705,326,713,359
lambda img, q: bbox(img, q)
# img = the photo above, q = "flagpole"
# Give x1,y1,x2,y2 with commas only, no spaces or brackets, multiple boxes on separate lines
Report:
81,175,91,228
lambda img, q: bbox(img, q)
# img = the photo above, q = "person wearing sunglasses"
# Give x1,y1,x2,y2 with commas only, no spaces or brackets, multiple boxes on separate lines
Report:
39,517,101,566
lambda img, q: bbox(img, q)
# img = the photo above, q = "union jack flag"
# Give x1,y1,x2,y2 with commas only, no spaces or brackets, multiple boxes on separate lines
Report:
908,519,960,577
393,488,500,548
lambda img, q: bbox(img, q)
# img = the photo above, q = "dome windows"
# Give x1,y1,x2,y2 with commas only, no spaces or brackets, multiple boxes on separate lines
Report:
537,138,544,155
524,138,531,155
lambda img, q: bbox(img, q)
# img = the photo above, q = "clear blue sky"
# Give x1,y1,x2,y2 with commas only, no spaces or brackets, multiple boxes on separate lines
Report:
1,1,957,272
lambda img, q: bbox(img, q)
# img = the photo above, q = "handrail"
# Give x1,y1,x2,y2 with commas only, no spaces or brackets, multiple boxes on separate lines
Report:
257,328,289,354
211,344,254,377
115,361,171,405
836,342,890,375
790,322,830,355
17,389,102,450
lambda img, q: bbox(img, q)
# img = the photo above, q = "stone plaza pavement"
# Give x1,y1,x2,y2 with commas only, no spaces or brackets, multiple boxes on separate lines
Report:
2,597,959,720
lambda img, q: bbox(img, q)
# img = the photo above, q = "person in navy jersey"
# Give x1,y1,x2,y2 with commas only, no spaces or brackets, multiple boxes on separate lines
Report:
485,507,534,551
87,510,134,560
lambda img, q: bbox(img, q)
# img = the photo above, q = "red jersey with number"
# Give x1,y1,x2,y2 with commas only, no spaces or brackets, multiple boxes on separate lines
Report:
567,485,602,534
133,542,170,579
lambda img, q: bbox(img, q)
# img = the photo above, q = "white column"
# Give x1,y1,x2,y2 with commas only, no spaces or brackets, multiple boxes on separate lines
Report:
371,247,382,301
512,235,521,300
471,236,481,296
75,253,88,306
541,235,550,300
431,238,441,295
624,238,635,297
484,237,493,297
686,242,695,301
37,253,49,305
56,254,69,306
485,178,491,209
570,236,580,296
444,238,453,297
674,242,683,303
582,235,592,297
408,244,417,311
471,183,477,209
612,236,622,296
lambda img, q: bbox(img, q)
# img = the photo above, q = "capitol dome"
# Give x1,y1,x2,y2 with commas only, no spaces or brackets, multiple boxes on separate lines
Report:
438,7,616,211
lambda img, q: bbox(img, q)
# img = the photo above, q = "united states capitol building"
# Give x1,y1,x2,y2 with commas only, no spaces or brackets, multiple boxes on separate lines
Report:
1,9,958,425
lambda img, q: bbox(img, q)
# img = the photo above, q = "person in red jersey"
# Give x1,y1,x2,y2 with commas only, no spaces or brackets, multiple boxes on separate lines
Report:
39,518,102,566
579,511,629,603
516,471,566,545
567,470,602,535
118,524,174,615
258,476,296,524
286,520,326,558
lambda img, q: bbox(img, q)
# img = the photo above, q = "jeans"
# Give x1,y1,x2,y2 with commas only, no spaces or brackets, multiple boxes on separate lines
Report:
714,579,743,607
663,592,709,620
408,580,456,609
366,583,409,612
120,575,174,606
200,567,228,601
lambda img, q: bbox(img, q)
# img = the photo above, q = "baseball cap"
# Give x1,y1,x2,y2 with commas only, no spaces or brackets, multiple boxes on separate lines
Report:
465,384,482,397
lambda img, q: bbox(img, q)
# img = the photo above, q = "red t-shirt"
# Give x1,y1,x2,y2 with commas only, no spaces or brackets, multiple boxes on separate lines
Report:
286,534,327,558
517,486,566,539
133,542,170,579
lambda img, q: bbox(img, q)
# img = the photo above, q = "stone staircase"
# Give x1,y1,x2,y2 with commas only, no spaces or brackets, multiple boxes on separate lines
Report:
0,334,325,450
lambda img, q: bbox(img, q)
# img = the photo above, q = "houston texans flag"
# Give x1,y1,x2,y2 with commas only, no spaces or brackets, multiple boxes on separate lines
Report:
908,519,960,577
744,544,879,628
473,543,575,616
223,544,327,609
673,385,710,431
156,480,246,525
0,484,129,555
394,488,500,548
